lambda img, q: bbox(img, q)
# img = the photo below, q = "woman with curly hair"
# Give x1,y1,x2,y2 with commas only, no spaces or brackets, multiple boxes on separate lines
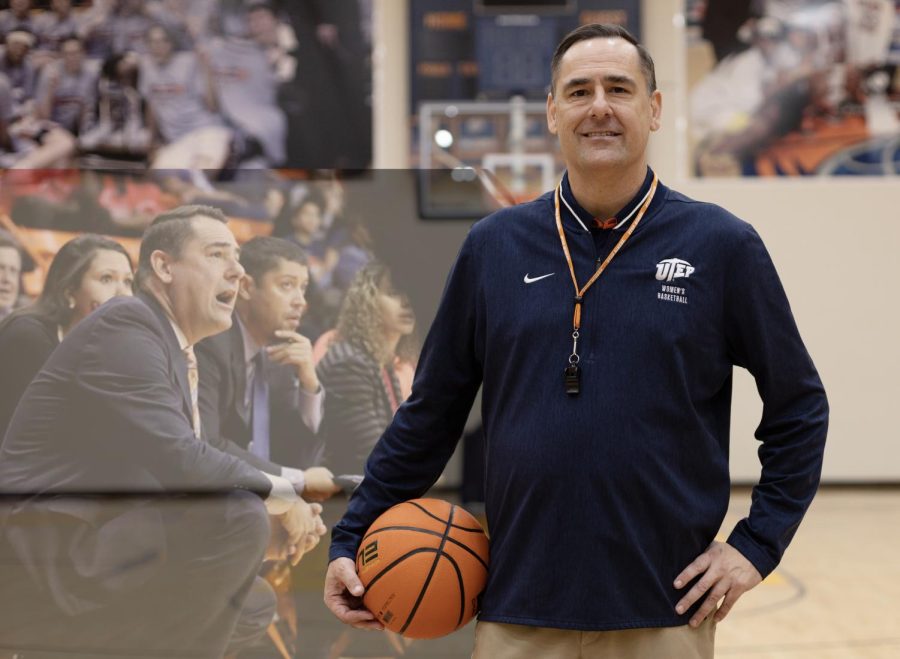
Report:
317,261,417,476
0,234,133,436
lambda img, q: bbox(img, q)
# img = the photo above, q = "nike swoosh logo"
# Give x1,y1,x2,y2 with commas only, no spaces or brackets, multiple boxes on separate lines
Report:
524,273,555,284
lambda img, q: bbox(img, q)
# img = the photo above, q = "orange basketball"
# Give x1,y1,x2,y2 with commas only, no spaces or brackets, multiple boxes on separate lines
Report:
355,498,490,639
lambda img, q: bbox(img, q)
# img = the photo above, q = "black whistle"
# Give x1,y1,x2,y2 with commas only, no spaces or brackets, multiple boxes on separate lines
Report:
564,364,581,396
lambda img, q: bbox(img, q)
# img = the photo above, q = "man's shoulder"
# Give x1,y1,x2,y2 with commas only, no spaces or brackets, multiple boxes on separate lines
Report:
0,313,55,342
662,185,755,238
468,193,554,242
39,296,172,379
76,295,168,343
98,294,159,321
196,324,236,361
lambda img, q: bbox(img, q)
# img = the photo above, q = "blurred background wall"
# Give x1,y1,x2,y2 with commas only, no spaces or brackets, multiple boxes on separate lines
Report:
372,0,900,482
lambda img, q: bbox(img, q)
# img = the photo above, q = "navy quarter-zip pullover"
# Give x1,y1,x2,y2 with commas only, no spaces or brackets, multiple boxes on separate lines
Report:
330,169,828,631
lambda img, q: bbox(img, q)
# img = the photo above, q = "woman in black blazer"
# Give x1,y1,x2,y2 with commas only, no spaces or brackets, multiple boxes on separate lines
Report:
317,261,417,476
0,234,133,437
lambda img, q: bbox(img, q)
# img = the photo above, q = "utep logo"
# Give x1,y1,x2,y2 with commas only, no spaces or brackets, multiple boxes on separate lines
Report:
655,258,695,282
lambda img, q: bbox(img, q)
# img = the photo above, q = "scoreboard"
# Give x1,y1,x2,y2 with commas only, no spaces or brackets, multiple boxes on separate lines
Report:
411,0,642,107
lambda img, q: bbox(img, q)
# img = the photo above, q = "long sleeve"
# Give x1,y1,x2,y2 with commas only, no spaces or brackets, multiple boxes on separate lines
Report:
75,303,272,495
318,351,390,475
723,225,829,577
297,385,324,434
0,317,57,439
329,231,484,561
269,366,324,435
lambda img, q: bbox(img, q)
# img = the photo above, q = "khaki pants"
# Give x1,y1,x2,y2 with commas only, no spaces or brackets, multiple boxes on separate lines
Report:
472,617,716,659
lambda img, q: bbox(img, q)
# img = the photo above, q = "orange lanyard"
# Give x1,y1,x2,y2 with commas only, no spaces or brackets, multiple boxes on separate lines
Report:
554,174,658,389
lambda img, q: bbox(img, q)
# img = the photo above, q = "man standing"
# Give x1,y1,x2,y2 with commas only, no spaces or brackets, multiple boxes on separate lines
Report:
324,24,828,658
139,24,230,170
0,205,325,657
33,0,80,54
202,2,289,166
34,35,97,137
0,30,37,118
0,0,35,43
197,236,338,499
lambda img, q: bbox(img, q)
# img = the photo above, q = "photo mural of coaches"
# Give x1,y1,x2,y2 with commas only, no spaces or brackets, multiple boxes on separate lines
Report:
0,206,325,657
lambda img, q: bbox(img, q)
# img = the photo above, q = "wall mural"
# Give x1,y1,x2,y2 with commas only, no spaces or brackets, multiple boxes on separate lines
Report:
686,0,899,177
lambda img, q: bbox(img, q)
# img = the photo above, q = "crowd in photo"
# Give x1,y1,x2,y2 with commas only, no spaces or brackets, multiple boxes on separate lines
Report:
0,0,373,171
4,170,385,333
0,187,418,655
687,0,900,175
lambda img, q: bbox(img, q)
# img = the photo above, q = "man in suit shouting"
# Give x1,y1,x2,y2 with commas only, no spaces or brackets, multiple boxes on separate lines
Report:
0,205,325,657
196,236,338,500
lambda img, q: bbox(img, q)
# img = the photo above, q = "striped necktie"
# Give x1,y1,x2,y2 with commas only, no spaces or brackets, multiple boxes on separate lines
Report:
184,345,202,439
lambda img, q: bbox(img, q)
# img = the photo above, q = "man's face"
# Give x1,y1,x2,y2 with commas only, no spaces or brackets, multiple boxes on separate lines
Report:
10,0,30,18
247,8,278,44
6,40,29,63
119,0,142,16
51,0,71,16
547,37,661,177
161,217,244,344
0,246,22,310
147,27,173,63
61,40,83,74
240,258,309,340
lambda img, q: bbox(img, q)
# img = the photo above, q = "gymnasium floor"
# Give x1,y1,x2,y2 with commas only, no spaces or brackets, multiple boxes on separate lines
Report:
288,486,900,659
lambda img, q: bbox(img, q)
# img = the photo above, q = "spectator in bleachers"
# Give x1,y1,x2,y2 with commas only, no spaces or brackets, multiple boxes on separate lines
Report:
8,169,149,235
79,50,150,156
80,0,153,59
272,193,338,290
0,229,24,322
0,71,19,158
0,69,75,167
147,0,218,51
316,261,417,476
204,2,287,166
243,0,296,83
78,0,115,59
33,0,77,52
0,234,133,438
319,178,346,233
0,0,35,43
139,23,230,170
332,215,374,293
34,35,97,136
109,0,153,54
0,30,37,118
